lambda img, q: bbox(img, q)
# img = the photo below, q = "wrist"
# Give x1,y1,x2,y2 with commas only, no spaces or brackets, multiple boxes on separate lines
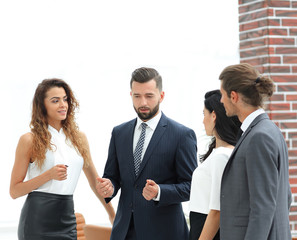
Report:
44,169,52,181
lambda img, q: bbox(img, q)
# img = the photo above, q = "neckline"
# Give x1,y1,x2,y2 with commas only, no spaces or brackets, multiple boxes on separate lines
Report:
48,125,64,134
213,146,233,152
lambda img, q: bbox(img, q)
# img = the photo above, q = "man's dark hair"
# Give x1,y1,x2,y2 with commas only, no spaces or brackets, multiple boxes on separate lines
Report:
130,67,162,91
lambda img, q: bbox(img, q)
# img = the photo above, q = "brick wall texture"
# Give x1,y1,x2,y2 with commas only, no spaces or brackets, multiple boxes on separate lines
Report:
238,0,297,234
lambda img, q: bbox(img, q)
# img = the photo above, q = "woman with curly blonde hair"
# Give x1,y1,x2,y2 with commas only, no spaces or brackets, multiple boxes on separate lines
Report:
10,78,115,240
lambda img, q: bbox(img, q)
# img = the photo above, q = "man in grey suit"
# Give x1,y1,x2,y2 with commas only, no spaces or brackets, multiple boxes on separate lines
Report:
96,67,197,240
219,63,292,239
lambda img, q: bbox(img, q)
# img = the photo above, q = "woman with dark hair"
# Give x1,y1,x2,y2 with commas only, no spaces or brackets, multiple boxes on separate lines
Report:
10,78,115,240
188,90,240,240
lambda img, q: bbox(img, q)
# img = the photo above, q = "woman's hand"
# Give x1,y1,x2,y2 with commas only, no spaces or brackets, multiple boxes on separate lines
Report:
50,164,68,180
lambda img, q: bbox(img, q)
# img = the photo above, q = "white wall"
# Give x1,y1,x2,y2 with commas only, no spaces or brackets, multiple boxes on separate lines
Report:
0,0,239,237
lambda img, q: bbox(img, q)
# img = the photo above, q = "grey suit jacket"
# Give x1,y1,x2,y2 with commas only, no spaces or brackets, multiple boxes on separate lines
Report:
220,113,292,240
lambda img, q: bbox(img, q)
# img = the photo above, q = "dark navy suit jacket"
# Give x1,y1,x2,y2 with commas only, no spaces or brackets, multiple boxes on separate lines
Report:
103,113,197,240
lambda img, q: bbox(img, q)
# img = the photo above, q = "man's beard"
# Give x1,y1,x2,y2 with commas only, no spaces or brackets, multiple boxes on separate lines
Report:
134,104,159,121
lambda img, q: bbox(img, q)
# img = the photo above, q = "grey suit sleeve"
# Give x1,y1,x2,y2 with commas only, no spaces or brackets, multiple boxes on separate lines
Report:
244,132,280,239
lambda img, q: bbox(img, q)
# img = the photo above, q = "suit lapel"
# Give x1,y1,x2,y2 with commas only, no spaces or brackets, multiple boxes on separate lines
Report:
126,119,137,179
223,113,269,174
135,114,167,180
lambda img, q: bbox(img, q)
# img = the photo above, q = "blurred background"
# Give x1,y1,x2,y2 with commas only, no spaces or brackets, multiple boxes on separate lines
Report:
0,0,239,239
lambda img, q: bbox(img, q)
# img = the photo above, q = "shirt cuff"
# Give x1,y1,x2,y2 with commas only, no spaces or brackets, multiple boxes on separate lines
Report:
153,184,161,201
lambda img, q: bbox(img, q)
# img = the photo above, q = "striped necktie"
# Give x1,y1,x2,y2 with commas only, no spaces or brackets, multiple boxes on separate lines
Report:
133,123,147,176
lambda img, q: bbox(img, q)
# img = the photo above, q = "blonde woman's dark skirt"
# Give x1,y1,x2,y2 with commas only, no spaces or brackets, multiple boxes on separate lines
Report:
18,191,77,240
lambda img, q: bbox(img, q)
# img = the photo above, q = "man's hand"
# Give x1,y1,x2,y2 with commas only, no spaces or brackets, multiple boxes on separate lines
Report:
142,179,158,201
96,177,114,198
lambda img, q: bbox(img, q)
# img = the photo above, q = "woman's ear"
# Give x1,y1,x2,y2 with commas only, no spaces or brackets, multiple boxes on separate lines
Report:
212,111,216,119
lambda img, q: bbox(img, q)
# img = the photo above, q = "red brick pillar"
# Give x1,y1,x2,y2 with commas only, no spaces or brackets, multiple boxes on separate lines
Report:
238,0,297,233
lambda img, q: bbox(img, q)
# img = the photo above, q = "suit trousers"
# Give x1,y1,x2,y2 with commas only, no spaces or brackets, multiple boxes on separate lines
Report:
125,213,137,240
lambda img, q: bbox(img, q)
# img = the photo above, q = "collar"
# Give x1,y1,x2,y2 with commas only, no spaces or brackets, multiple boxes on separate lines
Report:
241,108,265,133
48,125,64,134
136,111,162,131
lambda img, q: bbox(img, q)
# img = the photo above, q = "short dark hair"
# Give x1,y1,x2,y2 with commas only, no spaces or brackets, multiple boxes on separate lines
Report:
219,63,275,107
130,67,162,91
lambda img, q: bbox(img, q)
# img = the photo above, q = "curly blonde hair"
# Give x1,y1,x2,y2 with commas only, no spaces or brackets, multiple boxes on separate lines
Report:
30,78,89,168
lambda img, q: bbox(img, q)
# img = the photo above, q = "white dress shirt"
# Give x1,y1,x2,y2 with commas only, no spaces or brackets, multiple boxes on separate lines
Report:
133,111,162,160
133,111,162,200
240,108,265,134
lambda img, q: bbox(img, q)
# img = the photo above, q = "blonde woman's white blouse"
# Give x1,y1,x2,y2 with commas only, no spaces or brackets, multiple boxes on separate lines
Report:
27,125,84,195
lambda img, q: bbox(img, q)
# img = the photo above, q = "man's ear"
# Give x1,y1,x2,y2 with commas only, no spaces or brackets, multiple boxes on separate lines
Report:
230,91,239,103
159,91,165,103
